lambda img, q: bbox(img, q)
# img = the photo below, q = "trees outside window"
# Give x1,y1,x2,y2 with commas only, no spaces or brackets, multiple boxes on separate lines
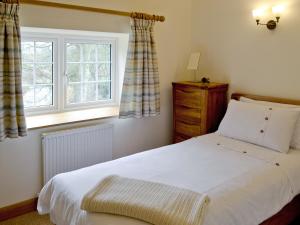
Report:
21,29,117,115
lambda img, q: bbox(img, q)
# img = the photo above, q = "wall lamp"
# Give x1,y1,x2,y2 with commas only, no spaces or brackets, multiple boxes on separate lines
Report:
252,5,285,30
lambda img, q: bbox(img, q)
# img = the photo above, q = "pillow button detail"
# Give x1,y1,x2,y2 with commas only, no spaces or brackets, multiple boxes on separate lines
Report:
265,117,269,121
260,130,264,133
275,163,280,167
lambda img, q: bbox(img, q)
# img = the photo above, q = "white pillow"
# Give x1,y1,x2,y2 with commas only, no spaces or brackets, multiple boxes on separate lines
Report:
240,97,300,149
218,100,300,153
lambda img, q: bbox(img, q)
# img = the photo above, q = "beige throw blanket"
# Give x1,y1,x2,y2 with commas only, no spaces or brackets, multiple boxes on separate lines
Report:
81,175,209,225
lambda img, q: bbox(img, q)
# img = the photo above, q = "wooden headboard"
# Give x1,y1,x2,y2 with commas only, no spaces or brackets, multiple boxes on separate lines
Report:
231,93,300,106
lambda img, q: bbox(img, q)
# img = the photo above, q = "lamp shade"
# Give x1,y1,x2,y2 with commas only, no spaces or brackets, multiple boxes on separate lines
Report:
272,5,285,17
187,52,201,70
252,9,263,19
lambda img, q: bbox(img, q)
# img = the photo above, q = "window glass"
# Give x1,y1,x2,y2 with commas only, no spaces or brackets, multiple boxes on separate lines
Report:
21,40,54,108
21,28,118,115
65,42,112,105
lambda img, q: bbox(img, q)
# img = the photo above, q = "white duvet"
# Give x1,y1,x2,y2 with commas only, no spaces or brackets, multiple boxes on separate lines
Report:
38,133,300,225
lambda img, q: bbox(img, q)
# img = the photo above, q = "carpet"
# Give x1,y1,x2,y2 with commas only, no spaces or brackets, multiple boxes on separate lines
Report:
0,212,53,225
0,211,299,225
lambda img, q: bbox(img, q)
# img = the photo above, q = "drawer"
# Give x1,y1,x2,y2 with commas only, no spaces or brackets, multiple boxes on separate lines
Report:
174,105,201,124
174,87,203,108
175,120,202,137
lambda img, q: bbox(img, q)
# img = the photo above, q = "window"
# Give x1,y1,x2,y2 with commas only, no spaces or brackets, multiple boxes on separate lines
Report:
65,42,112,106
21,28,121,116
21,40,56,111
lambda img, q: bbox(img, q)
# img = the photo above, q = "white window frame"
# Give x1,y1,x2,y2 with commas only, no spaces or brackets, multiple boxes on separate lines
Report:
21,35,59,115
21,27,121,116
63,37,117,111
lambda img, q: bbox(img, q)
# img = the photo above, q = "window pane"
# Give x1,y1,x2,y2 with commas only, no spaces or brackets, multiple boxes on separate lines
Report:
98,63,111,81
21,42,34,62
82,83,96,102
35,85,53,106
65,41,113,106
22,63,34,85
98,82,111,100
66,63,80,82
23,86,34,107
98,44,111,62
67,84,81,104
36,42,53,62
66,44,80,62
83,63,96,81
36,63,53,84
83,44,96,62
21,40,54,109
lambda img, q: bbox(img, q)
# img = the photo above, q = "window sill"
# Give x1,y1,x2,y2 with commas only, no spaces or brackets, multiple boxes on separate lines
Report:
26,107,119,130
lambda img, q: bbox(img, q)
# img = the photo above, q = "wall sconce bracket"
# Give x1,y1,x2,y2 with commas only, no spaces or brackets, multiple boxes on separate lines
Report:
256,17,280,30
266,20,277,30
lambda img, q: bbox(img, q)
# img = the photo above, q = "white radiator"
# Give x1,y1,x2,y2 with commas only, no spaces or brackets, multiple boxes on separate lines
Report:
42,124,113,184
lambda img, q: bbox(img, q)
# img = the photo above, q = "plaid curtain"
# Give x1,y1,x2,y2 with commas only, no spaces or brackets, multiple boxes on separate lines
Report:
119,18,160,119
0,3,27,141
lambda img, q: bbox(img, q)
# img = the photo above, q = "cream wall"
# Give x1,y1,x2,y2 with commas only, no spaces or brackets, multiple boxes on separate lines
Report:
191,0,300,100
0,0,192,207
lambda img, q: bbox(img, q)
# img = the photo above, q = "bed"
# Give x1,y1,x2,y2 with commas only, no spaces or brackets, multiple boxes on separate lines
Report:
231,93,300,225
38,93,300,225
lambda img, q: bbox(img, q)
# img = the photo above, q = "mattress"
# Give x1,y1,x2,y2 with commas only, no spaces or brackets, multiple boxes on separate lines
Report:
37,133,300,225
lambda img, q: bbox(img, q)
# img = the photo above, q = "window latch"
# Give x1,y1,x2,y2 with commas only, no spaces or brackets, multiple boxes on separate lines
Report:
64,71,69,82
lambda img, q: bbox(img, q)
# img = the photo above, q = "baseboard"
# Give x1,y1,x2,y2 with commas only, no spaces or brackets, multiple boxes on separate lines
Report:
0,198,38,221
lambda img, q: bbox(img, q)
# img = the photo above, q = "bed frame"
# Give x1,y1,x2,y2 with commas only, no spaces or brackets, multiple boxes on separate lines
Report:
232,93,300,225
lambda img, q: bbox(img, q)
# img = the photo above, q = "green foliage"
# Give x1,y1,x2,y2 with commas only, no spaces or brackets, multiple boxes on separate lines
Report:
21,40,112,108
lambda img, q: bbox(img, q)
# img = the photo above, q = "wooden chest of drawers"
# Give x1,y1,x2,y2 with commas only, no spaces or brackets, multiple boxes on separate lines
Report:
172,82,228,143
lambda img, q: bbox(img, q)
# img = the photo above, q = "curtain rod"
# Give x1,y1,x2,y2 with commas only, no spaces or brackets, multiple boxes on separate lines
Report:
17,0,165,22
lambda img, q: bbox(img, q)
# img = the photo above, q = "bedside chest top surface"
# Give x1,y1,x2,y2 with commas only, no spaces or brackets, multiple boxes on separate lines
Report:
172,81,228,89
